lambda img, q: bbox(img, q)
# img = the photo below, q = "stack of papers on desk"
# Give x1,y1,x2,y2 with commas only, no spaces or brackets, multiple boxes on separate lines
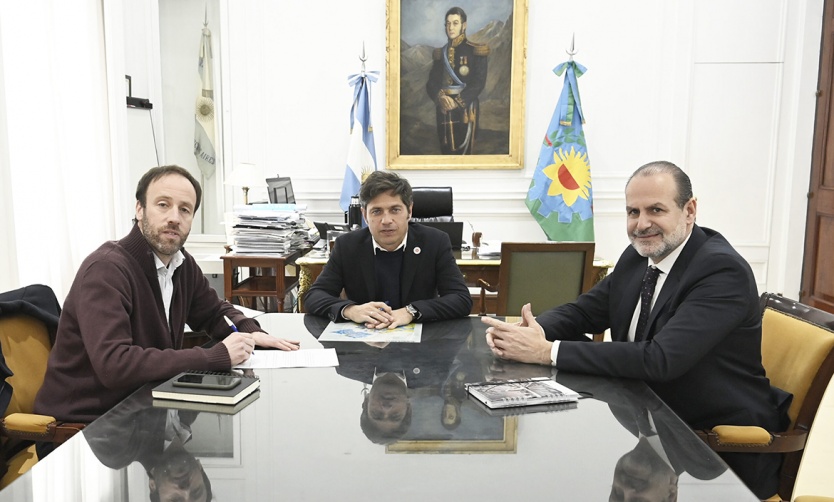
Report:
230,204,311,253
477,242,502,258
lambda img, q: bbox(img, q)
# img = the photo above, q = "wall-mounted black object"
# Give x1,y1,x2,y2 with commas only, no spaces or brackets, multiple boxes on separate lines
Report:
125,75,153,109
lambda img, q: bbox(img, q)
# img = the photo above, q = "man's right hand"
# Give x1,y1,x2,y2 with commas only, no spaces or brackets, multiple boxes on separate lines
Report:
221,332,255,366
439,95,458,112
343,302,394,328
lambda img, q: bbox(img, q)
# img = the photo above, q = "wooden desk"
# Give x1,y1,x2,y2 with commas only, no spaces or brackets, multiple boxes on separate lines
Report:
4,315,757,501
296,250,613,314
221,249,307,312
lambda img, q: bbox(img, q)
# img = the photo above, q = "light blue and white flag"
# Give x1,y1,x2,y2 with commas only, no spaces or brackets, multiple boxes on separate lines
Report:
340,70,379,212
525,60,594,241
194,22,216,179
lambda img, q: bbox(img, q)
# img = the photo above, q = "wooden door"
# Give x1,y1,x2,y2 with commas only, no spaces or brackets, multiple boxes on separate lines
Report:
802,0,834,312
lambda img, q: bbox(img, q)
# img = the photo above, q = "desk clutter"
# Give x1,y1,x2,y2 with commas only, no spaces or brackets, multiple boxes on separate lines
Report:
228,204,316,254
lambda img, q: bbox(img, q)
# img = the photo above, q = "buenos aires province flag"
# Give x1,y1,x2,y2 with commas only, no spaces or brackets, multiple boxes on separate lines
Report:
525,60,594,242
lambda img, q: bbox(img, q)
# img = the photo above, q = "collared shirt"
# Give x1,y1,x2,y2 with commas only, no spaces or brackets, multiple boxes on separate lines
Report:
372,232,408,255
153,251,185,327
340,232,410,320
550,230,694,365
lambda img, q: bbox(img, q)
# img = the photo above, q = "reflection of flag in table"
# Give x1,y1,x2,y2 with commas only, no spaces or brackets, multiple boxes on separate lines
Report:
525,60,594,241
194,22,216,179
340,70,379,212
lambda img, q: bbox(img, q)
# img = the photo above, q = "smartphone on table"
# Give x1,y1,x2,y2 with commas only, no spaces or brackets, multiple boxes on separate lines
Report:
172,373,241,390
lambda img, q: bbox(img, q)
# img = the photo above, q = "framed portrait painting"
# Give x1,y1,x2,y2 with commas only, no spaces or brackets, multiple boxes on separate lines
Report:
386,0,528,170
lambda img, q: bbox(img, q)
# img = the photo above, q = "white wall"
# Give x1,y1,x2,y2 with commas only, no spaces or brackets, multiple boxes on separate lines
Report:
170,0,818,297
0,0,823,300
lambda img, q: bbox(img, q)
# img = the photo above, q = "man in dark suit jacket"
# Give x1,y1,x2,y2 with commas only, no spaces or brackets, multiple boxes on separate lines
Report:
304,171,472,328
482,161,788,498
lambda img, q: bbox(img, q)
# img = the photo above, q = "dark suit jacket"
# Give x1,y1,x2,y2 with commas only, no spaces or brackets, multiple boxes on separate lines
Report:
537,226,785,497
303,223,472,322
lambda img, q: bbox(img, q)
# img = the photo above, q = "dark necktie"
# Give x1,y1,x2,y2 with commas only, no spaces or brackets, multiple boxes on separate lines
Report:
635,266,661,341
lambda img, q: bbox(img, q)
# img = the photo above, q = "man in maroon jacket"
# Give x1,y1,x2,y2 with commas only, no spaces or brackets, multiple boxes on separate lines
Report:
35,165,298,426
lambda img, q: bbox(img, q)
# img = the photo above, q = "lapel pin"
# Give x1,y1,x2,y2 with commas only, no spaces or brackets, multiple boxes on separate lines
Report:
414,247,421,255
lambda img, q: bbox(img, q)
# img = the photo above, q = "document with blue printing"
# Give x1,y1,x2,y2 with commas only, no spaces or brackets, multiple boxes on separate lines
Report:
318,321,422,343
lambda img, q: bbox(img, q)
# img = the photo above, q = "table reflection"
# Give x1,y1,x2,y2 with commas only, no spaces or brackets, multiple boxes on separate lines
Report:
83,393,217,502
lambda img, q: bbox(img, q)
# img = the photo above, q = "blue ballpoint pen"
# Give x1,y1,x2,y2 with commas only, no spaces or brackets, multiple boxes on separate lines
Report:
223,316,238,332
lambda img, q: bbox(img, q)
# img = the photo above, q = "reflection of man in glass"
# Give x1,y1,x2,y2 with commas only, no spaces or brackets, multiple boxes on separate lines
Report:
361,371,412,444
83,398,213,502
426,6,489,155
149,445,211,502
610,437,678,502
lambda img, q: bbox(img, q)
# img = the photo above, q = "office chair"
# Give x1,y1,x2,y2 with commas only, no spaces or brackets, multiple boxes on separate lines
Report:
695,293,834,501
411,187,453,222
0,285,86,488
477,242,597,338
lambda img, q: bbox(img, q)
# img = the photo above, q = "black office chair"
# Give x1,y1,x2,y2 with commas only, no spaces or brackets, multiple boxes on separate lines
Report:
411,187,453,222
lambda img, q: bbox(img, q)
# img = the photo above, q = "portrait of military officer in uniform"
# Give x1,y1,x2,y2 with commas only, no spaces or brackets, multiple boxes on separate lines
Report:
425,6,489,155
396,0,519,158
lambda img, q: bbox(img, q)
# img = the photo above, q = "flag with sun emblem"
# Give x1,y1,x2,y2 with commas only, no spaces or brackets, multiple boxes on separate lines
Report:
194,22,216,179
340,68,379,212
525,60,594,241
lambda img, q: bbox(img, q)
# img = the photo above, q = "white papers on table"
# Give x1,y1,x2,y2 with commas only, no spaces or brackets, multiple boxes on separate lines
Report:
318,322,423,343
234,348,339,369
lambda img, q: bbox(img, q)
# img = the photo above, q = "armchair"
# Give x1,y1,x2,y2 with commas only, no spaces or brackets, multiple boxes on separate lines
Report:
0,285,85,488
695,293,834,501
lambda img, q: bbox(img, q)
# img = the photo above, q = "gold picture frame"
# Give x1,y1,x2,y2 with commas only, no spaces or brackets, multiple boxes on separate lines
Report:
386,0,528,170
386,417,518,453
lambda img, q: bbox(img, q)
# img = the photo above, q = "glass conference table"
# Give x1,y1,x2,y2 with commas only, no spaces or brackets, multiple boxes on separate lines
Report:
0,315,757,501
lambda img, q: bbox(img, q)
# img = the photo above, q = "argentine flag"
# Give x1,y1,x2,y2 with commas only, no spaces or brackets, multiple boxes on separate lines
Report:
340,70,379,211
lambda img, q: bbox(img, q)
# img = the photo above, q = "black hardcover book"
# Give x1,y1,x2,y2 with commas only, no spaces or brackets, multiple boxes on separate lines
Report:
152,370,260,405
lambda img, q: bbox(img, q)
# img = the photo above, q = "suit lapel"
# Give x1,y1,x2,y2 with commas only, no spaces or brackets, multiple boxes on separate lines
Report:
358,232,377,300
614,258,646,341
645,225,707,340
400,225,420,302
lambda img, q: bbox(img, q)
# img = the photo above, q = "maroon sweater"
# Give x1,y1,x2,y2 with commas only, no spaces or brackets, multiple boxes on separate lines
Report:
34,225,263,422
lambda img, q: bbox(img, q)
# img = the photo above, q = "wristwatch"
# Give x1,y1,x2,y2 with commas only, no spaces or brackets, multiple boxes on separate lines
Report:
405,304,421,321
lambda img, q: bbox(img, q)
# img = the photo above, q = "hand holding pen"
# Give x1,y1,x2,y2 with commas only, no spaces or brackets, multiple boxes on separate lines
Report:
221,316,256,365
224,315,300,351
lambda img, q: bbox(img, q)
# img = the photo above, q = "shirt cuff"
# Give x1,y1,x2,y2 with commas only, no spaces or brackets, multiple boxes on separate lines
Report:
550,340,561,367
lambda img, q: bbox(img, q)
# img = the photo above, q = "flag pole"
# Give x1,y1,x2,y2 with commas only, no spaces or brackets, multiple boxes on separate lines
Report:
567,33,576,61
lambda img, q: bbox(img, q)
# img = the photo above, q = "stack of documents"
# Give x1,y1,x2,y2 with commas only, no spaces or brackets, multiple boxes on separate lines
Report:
230,204,311,254
477,241,502,258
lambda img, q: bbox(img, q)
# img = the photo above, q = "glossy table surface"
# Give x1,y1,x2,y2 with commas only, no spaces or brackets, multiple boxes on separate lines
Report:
0,315,757,501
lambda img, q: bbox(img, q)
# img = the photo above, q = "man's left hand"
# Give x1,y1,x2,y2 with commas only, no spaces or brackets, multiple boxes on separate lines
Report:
250,331,300,351
366,308,414,330
481,303,552,365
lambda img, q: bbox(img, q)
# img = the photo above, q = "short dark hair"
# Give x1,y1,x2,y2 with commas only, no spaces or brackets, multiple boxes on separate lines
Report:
627,161,693,209
135,165,203,212
446,6,467,23
360,396,413,445
359,171,413,209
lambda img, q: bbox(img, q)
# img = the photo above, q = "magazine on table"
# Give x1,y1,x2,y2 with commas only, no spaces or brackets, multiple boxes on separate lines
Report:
465,377,580,409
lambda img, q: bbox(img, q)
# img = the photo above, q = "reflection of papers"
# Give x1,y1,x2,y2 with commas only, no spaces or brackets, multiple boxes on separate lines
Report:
318,322,423,343
233,348,339,369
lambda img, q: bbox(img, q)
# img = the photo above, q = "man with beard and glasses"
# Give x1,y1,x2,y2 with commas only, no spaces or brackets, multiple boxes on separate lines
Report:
481,161,790,499
35,166,298,430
